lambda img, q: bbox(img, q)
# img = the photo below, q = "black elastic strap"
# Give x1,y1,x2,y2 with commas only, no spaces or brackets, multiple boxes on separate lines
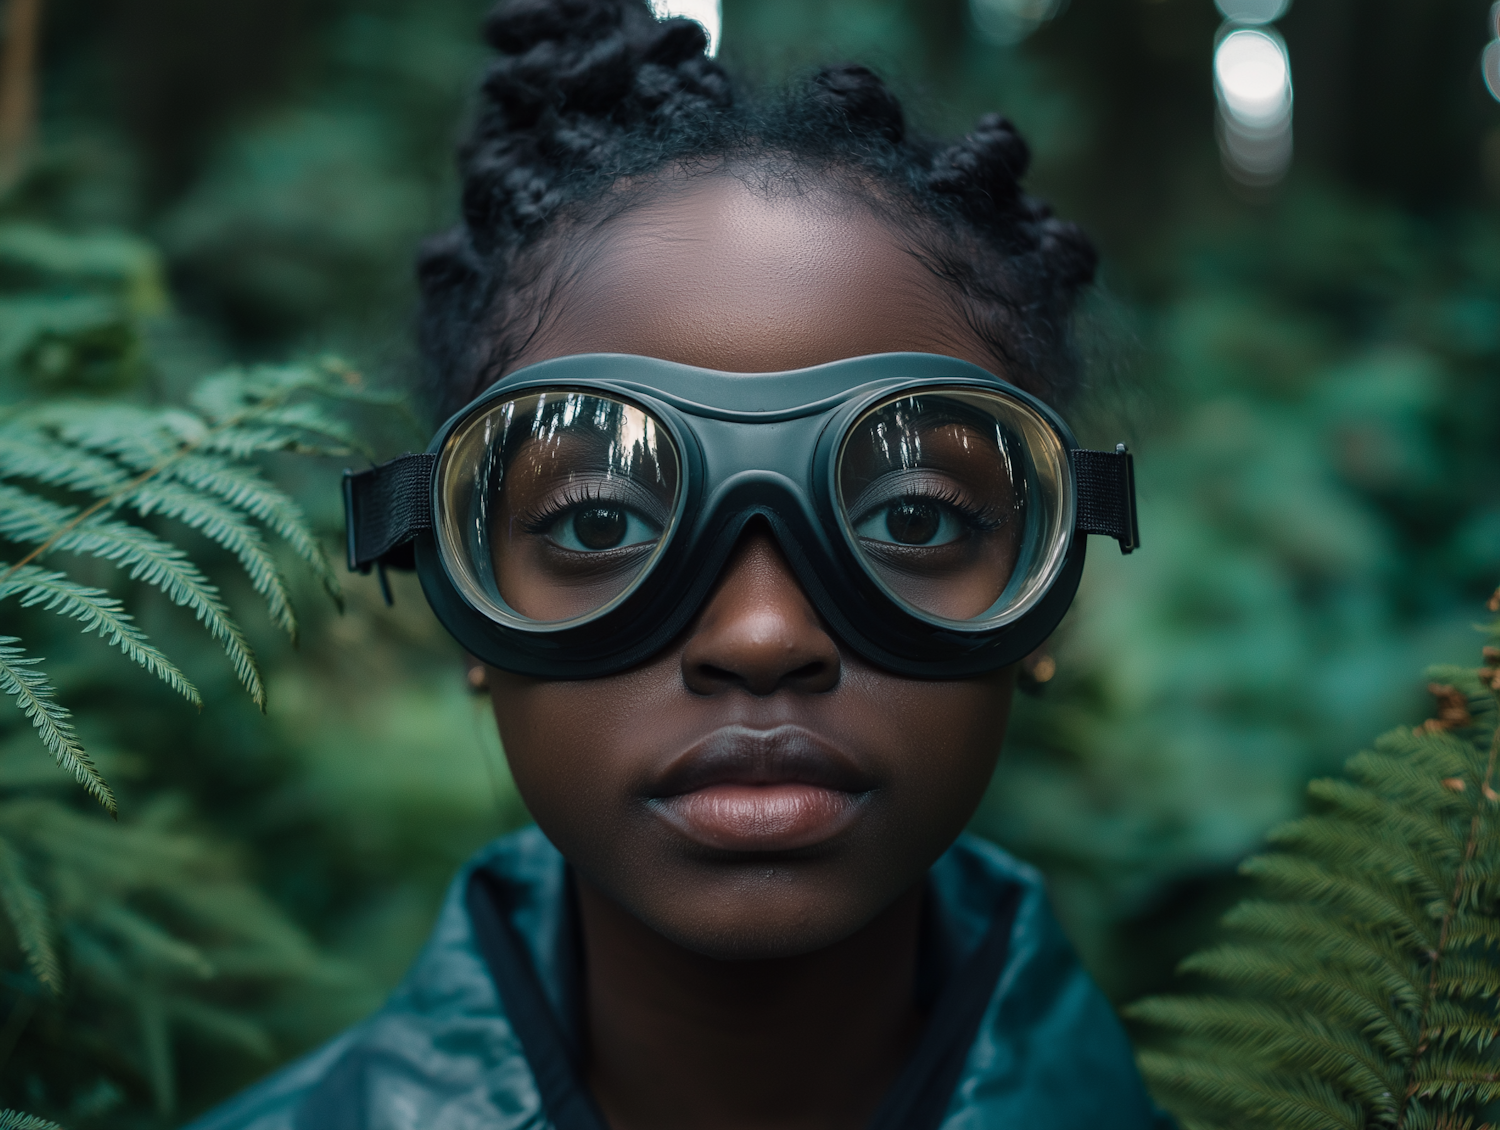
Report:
342,453,437,574
465,869,612,1130
865,881,1024,1130
1072,445,1141,554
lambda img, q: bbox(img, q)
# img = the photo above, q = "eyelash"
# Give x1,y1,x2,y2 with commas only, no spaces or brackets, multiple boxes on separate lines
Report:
860,483,1013,534
516,485,655,536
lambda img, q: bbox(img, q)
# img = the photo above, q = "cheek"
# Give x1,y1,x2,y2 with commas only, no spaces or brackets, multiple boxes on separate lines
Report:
485,659,684,859
839,663,1013,844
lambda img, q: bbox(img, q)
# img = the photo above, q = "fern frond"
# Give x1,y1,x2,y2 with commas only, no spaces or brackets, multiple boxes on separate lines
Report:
1128,995,1401,1113
164,998,274,1058
36,401,181,467
0,1111,64,1130
1177,944,1417,1060
122,479,297,641
187,361,345,422
202,422,354,461
0,428,130,493
1408,1047,1500,1105
1241,850,1437,951
164,453,341,601
1221,900,1422,1010
0,485,263,707
227,400,360,448
0,835,60,990
1135,1049,1364,1130
1131,606,1500,1130
90,901,213,978
0,639,114,812
0,565,198,704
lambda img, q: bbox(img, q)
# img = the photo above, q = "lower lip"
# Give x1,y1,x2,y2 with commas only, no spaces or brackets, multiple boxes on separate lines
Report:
653,783,865,852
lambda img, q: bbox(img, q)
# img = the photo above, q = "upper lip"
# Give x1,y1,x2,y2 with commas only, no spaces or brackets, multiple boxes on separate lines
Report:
649,725,874,798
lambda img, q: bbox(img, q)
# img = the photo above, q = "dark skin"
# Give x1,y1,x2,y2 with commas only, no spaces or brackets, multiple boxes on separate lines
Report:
485,175,1018,1130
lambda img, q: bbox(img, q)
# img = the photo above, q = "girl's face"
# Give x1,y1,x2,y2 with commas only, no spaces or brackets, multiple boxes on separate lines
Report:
487,175,1017,960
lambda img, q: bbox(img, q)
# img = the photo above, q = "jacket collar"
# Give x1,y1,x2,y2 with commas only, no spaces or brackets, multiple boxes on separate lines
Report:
192,825,1170,1130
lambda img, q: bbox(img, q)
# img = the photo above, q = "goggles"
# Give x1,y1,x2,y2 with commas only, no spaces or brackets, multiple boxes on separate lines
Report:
343,352,1139,679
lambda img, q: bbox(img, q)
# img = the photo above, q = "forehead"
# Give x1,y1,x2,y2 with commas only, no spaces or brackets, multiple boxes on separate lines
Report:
509,174,997,376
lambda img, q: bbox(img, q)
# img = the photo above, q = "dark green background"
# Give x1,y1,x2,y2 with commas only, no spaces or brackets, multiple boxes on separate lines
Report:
2,0,1498,1123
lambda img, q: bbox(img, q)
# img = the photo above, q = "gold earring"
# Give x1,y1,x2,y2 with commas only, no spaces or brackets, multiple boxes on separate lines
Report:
465,660,489,693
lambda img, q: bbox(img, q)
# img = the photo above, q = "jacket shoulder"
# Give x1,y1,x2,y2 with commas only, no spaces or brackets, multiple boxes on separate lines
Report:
936,835,1175,1130
183,827,561,1130
184,1033,359,1130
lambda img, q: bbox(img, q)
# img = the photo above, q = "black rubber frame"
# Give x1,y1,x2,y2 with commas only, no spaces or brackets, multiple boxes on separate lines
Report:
409,352,1091,680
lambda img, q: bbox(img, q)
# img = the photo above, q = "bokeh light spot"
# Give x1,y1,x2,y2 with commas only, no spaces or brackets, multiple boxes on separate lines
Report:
1215,29,1292,126
649,0,722,55
1214,27,1293,186
1214,0,1290,25
1485,40,1500,103
970,0,1067,46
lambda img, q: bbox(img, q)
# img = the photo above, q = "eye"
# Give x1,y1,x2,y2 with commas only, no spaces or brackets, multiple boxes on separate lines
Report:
545,506,662,552
854,499,966,547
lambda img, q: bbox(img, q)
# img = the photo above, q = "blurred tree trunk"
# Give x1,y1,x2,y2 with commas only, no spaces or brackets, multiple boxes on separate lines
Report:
0,0,41,191
99,0,322,204
1285,0,1495,207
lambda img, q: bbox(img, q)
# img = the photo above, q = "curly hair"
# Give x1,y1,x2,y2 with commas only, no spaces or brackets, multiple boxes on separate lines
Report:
417,0,1099,420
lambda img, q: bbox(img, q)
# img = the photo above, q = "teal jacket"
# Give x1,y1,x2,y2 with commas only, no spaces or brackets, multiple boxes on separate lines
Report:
189,827,1173,1130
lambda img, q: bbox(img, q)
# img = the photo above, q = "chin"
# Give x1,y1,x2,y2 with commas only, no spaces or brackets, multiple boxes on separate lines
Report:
629,867,879,961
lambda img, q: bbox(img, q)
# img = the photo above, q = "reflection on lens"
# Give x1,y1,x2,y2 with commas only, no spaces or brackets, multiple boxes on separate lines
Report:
837,390,1068,626
438,390,679,625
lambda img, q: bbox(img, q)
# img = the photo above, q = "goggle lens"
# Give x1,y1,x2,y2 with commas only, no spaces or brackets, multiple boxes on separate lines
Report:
437,391,681,626
837,390,1070,626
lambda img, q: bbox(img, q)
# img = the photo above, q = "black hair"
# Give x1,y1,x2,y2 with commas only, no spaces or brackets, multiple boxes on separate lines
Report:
417,0,1099,421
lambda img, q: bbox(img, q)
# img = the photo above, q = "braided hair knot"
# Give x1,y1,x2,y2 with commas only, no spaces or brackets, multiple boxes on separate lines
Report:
810,65,905,144
927,113,1032,215
419,0,1100,417
465,0,731,242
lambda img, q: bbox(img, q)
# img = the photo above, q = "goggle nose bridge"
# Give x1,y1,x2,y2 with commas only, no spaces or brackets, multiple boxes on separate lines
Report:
678,469,846,615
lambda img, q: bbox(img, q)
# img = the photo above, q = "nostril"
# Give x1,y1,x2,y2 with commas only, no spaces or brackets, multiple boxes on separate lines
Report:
693,663,738,687
678,529,844,697
787,661,828,684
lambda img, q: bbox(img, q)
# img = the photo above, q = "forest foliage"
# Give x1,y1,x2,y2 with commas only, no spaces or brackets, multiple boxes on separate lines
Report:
0,216,398,1119
0,0,1494,1125
1130,597,1500,1129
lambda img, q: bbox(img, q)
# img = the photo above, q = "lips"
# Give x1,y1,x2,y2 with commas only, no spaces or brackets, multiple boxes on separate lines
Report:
647,725,873,852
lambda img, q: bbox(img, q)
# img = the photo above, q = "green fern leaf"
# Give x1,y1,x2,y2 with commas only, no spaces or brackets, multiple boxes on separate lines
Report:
1135,1049,1364,1130
38,401,180,460
0,428,130,493
0,1111,64,1130
187,362,339,422
0,484,263,707
0,638,114,811
1220,901,1422,1011
121,479,297,641
1130,605,1500,1130
163,453,341,601
0,834,60,990
90,901,214,978
233,400,360,446
163,997,274,1058
0,565,198,704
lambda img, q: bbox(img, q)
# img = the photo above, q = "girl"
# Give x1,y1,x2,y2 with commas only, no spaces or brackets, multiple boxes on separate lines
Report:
198,1,1165,1126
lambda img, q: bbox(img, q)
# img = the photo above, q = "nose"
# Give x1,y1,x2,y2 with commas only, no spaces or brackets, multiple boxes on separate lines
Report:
680,526,842,696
